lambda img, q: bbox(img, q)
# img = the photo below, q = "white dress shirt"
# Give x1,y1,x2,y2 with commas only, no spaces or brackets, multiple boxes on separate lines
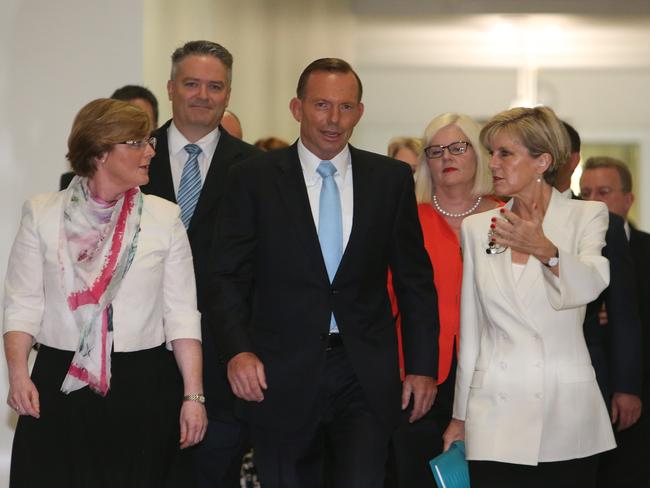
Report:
3,192,201,352
168,122,221,196
297,139,353,251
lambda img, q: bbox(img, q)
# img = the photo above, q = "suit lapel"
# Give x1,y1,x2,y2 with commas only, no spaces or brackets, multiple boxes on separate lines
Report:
188,128,235,234
143,121,176,202
334,146,373,283
275,145,329,280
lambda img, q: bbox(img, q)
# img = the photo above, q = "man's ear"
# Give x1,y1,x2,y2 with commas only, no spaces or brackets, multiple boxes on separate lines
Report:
167,79,174,101
289,97,302,123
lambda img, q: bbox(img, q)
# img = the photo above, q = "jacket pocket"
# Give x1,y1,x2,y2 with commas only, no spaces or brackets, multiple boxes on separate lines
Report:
557,364,596,383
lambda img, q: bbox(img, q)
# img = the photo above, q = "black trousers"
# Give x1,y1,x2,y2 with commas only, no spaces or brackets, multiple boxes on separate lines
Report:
469,455,600,488
251,345,392,488
11,344,182,488
384,350,456,488
597,408,650,487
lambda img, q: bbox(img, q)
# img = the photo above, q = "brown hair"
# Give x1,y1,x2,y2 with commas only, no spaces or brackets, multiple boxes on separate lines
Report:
66,98,152,177
583,156,633,193
254,137,290,152
480,106,570,185
296,58,363,102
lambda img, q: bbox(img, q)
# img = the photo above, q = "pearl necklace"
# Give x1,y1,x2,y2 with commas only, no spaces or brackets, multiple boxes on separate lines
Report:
432,194,482,218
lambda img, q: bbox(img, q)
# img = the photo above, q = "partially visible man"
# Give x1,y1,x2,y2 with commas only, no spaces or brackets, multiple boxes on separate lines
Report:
221,109,243,140
211,58,439,488
111,84,159,127
580,155,649,488
140,40,260,487
59,84,160,190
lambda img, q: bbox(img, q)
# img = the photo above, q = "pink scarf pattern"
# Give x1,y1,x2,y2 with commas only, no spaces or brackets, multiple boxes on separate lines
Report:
58,176,142,395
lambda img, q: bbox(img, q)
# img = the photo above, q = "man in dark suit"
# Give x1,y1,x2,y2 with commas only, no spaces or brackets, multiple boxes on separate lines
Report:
580,156,649,487
140,40,260,488
211,58,439,488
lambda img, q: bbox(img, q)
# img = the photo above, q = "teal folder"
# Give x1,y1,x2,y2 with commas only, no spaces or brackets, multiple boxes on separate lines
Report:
429,440,470,488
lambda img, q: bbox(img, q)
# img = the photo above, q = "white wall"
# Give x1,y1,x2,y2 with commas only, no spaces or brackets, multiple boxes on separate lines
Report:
0,1,144,485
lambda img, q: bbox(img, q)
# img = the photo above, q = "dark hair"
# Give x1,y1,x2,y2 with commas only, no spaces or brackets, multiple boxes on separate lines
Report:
254,137,290,152
171,40,233,83
111,85,159,126
562,121,581,153
583,156,633,193
296,58,363,102
66,99,152,177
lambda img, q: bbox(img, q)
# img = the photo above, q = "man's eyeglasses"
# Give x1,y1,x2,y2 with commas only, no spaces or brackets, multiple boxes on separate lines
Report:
118,136,156,150
424,141,471,159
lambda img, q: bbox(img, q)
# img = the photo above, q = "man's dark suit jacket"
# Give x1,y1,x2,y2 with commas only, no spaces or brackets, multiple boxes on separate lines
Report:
583,211,643,399
141,120,260,420
211,143,439,432
629,225,650,402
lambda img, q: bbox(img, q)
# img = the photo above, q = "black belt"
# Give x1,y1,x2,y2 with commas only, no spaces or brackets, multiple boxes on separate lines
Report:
326,333,343,351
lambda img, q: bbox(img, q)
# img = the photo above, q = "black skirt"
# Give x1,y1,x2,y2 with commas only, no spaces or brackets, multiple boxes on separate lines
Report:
10,344,183,488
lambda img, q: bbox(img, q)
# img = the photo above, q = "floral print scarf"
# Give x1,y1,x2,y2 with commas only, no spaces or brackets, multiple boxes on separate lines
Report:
58,176,143,395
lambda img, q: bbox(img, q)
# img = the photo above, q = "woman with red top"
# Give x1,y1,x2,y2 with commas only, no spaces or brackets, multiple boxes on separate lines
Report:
387,113,501,488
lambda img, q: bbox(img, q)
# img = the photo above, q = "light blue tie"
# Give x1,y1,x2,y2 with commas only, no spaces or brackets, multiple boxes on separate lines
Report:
317,161,343,333
177,144,202,228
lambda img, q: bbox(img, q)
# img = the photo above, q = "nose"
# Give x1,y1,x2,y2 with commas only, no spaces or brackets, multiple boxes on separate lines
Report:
328,106,340,124
198,83,208,99
488,153,499,170
144,143,155,159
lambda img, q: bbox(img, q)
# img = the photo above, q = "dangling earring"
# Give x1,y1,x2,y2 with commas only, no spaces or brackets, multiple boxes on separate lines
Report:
536,177,542,183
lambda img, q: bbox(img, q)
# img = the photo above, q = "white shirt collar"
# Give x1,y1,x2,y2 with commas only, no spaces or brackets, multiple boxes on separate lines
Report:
168,121,221,161
297,139,350,185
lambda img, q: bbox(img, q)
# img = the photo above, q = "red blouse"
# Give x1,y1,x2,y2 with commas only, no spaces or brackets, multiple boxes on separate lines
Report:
389,198,503,384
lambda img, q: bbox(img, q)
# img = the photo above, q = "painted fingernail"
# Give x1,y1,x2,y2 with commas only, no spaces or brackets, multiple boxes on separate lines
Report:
500,208,505,214
490,224,495,229
491,217,496,222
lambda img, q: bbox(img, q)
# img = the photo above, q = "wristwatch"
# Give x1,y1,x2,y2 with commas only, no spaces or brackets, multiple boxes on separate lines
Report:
183,393,206,404
545,250,559,267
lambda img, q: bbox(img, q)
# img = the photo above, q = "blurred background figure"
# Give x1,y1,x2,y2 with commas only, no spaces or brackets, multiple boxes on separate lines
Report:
579,156,649,488
4,98,206,487
387,136,423,174
221,109,243,139
386,113,499,488
111,84,159,128
253,136,289,152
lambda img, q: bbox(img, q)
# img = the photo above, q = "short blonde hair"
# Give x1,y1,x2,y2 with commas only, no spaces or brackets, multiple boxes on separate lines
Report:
67,98,152,177
414,113,493,204
387,137,423,159
480,106,570,185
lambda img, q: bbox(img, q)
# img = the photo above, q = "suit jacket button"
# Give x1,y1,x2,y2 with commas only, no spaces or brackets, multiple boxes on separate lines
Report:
331,289,339,295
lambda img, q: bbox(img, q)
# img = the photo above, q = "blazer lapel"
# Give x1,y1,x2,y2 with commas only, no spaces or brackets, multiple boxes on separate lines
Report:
275,145,329,281
143,121,176,202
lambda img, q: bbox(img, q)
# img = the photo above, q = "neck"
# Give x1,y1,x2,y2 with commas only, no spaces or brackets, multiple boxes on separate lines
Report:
434,181,477,205
176,122,217,144
87,177,123,204
511,183,552,219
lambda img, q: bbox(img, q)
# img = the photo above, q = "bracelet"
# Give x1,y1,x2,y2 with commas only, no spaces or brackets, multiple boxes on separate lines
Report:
183,393,206,404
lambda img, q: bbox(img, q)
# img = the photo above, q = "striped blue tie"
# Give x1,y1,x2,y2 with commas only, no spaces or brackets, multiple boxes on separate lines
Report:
177,144,202,228
317,160,343,333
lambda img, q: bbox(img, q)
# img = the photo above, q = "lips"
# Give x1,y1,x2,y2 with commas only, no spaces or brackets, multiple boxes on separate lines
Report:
442,167,458,173
321,130,341,141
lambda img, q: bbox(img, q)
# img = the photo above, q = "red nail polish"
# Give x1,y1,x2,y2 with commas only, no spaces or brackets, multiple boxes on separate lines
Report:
490,224,495,229
491,217,496,222
500,208,505,214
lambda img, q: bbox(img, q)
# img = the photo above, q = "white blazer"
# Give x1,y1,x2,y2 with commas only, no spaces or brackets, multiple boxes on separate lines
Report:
453,189,615,465
4,191,201,352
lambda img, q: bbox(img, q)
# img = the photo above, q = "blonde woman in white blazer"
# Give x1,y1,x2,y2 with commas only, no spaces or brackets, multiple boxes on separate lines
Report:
3,99,207,487
443,107,615,487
